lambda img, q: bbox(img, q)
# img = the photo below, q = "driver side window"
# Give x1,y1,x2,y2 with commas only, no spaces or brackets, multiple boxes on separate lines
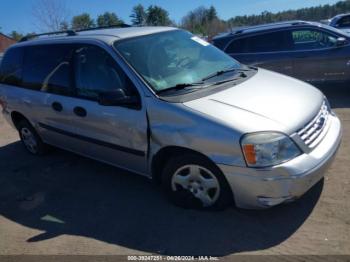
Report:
74,45,138,101
291,29,337,50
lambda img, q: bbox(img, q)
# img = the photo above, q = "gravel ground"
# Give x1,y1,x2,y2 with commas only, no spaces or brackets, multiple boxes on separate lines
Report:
0,86,349,258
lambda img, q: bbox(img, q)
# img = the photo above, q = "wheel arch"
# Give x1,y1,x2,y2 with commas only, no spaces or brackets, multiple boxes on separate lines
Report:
152,145,235,209
11,111,30,130
151,146,222,184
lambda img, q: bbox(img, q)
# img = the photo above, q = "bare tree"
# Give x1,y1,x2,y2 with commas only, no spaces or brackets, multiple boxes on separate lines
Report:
181,6,227,38
32,0,70,32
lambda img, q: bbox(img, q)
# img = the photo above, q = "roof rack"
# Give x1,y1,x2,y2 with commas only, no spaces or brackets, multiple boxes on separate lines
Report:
290,21,309,25
19,23,132,42
231,20,309,35
75,23,131,32
20,29,76,42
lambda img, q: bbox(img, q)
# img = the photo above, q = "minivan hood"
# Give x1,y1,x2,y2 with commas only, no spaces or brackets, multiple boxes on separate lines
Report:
184,69,324,133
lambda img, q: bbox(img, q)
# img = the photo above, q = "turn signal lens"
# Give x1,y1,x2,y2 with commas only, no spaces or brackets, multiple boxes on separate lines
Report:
241,132,301,167
243,144,256,165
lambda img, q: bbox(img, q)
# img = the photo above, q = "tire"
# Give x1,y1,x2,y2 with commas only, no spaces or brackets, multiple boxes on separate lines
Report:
17,120,48,155
162,154,233,210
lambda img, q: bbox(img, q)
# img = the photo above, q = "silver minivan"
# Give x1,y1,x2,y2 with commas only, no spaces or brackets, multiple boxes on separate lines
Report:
0,27,342,209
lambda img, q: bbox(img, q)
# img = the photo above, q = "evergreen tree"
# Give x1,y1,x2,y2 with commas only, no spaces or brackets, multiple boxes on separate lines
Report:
72,13,95,30
97,12,124,27
146,5,172,26
130,4,147,26
9,31,24,41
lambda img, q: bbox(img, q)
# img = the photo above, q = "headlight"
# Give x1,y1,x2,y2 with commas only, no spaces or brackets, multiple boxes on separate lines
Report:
241,132,301,167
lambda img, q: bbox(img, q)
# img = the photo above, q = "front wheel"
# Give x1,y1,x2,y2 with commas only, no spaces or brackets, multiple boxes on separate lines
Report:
162,154,232,210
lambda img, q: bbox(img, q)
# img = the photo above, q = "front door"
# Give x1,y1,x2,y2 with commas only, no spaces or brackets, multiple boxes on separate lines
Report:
68,44,148,174
288,28,350,83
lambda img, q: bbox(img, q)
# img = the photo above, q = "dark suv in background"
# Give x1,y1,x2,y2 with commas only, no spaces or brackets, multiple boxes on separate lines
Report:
213,21,350,85
329,13,350,34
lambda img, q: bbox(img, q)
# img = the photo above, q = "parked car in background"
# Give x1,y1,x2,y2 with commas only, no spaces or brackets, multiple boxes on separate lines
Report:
320,19,331,25
0,26,342,210
329,13,350,34
213,21,350,85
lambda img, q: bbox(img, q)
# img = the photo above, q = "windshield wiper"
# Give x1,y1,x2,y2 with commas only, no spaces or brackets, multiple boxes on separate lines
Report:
211,74,246,86
157,82,206,94
201,67,252,82
156,67,255,95
203,71,248,87
201,68,236,82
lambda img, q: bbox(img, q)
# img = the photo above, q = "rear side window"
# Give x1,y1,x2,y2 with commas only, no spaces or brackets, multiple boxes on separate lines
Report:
337,16,350,28
0,48,23,86
22,45,73,95
227,31,290,53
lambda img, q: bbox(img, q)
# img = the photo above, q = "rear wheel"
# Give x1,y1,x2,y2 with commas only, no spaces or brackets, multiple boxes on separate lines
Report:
18,120,48,155
162,154,232,210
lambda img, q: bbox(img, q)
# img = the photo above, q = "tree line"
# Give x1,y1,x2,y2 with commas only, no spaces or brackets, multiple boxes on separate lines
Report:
66,5,174,32
4,0,350,41
7,1,174,41
227,0,350,26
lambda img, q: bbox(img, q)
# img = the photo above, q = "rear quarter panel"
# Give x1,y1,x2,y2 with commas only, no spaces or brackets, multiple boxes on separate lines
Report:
0,84,45,129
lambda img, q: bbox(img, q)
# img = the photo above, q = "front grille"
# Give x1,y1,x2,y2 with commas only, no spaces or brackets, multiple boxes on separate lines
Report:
297,100,330,148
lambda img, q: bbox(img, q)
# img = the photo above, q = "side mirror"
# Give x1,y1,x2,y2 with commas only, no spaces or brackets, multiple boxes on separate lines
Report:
336,37,347,46
98,89,140,108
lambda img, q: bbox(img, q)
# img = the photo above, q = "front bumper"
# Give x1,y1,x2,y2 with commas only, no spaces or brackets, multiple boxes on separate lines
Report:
219,114,342,209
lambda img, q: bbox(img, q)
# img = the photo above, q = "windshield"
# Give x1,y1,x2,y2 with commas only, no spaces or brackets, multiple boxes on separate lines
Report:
114,30,241,92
